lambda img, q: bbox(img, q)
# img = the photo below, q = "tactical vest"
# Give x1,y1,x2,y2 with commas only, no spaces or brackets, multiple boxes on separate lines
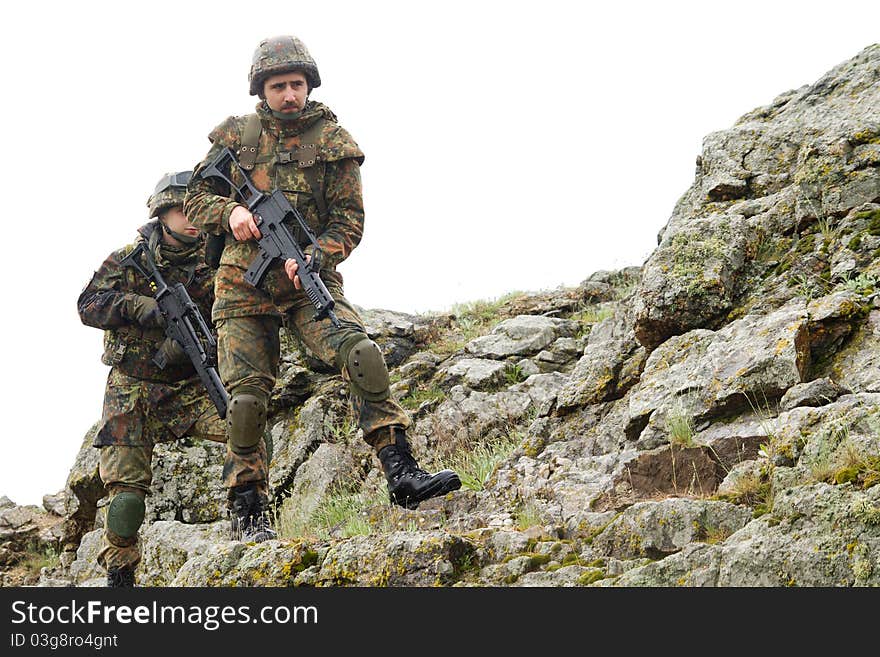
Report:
238,113,329,221
102,229,214,383
205,113,330,269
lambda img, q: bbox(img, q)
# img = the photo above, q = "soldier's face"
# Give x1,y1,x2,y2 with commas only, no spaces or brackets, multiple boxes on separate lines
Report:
160,207,199,245
263,71,309,114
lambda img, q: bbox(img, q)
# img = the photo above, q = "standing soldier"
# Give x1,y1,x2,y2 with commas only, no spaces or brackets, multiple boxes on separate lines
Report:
78,172,273,588
185,35,461,515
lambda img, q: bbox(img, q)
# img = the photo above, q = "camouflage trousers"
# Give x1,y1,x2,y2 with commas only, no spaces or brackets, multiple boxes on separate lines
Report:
215,266,410,452
96,377,268,571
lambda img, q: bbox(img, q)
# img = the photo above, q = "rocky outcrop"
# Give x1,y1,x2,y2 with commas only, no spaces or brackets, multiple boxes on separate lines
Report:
608,483,880,586
0,493,66,586
633,44,880,349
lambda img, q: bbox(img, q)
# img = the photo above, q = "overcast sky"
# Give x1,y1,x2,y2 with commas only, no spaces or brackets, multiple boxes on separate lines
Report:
1,0,877,506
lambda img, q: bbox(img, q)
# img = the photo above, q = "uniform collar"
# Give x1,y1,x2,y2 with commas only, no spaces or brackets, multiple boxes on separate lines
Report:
256,100,334,136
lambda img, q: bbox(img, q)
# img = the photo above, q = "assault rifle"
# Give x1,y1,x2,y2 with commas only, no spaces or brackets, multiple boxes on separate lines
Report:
120,242,229,419
196,146,341,328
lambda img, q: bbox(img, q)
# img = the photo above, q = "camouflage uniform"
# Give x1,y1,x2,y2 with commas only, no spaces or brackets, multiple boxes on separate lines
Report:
77,221,267,571
185,100,410,448
185,35,460,512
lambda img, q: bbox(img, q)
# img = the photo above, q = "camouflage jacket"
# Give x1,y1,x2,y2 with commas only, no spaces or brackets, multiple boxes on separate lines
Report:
184,101,364,319
77,220,216,384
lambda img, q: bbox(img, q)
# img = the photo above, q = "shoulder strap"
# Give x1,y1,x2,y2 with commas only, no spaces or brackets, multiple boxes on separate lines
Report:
238,114,262,171
298,118,328,221
239,114,328,220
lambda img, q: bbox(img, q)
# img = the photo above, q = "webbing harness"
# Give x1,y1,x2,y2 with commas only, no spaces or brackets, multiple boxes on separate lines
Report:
237,114,328,220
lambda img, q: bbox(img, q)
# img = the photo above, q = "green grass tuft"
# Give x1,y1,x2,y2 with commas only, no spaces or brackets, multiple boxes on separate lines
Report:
449,432,522,491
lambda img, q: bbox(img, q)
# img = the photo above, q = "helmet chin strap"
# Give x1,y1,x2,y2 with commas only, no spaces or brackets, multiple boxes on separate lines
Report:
161,220,199,245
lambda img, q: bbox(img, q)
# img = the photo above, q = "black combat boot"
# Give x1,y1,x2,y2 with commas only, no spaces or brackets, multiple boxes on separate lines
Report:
230,484,276,542
378,433,461,510
106,566,135,588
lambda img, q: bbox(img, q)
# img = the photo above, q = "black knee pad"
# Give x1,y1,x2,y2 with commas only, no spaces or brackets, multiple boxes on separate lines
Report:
106,491,145,540
227,391,267,454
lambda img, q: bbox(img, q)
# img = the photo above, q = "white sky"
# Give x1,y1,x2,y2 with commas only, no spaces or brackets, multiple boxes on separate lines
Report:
0,0,877,506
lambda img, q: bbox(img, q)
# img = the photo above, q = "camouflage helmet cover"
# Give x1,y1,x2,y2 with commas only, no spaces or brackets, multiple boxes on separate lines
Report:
249,35,322,96
147,171,192,218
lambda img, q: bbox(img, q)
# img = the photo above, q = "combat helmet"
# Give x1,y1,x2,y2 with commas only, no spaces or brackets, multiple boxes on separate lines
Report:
147,171,192,218
249,35,321,97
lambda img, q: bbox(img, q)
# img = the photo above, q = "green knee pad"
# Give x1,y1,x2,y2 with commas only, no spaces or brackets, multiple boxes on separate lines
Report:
106,492,145,540
227,391,267,454
341,335,390,402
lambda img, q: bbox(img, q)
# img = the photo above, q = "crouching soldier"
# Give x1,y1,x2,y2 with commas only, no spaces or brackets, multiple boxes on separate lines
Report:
77,172,273,588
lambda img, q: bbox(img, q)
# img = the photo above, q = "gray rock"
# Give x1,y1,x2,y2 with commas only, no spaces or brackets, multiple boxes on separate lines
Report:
485,530,532,561
146,439,227,524
780,393,880,475
633,43,880,351
613,482,880,586
770,464,812,492
0,506,39,537
278,442,359,531
360,308,419,338
516,359,541,378
359,307,445,368
830,309,880,393
62,424,103,553
0,504,61,568
422,385,534,445
633,212,750,349
692,414,774,472
139,520,233,586
592,498,752,559
182,539,323,587
514,564,598,587
716,460,765,498
779,377,849,411
609,542,724,587
42,490,70,517
550,337,583,359
465,315,577,359
508,372,569,417
699,127,759,201
67,529,104,585
557,335,646,412
625,298,813,442
268,391,341,495
395,351,442,379
316,531,478,586
444,358,508,389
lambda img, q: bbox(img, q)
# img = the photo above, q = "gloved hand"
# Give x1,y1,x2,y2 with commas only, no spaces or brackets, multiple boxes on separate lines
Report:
154,337,188,368
128,295,165,328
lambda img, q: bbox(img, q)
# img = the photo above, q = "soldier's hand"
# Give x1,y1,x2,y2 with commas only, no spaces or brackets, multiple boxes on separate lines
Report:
128,295,165,328
154,337,188,367
284,255,311,290
229,206,262,241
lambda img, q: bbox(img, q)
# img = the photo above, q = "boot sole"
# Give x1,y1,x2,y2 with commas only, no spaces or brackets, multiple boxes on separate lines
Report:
392,470,462,510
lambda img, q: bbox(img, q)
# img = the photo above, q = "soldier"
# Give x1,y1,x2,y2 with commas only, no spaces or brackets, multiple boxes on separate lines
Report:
185,35,461,516
78,172,273,588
